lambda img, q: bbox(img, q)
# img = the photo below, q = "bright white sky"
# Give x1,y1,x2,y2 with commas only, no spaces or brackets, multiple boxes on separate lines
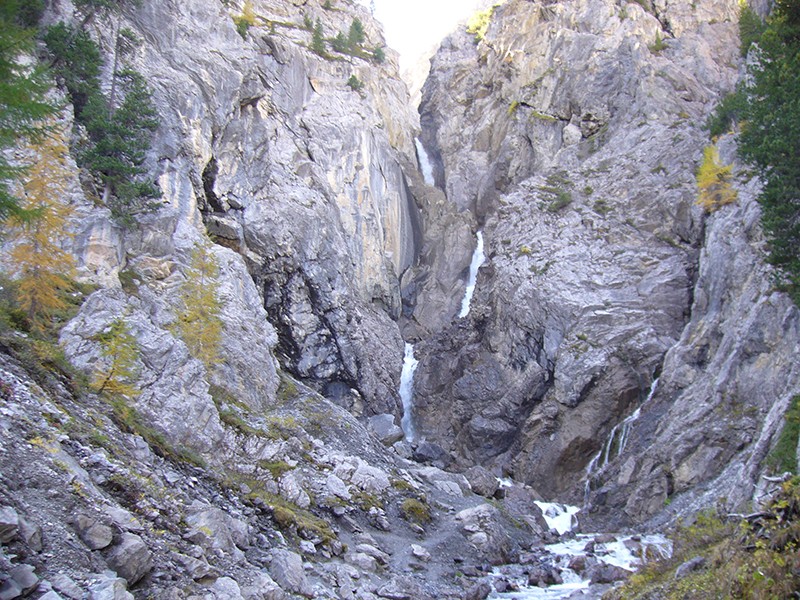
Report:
357,0,489,70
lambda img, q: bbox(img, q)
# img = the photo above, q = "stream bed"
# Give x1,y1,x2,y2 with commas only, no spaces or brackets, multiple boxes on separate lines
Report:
489,503,671,599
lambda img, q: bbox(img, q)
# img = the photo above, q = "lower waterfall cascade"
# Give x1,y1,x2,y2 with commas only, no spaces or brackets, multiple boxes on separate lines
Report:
584,378,660,503
399,342,419,442
459,230,486,318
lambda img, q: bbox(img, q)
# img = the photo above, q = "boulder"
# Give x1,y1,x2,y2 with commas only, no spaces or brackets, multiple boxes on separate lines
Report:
462,581,492,600
50,574,82,600
17,517,42,552
410,544,431,562
88,574,134,600
368,414,404,446
210,577,244,600
0,506,18,544
376,576,431,600
588,563,631,584
325,474,351,501
455,504,512,565
463,466,498,498
7,565,37,596
351,462,391,495
345,551,378,572
105,533,153,585
73,515,113,550
412,442,450,467
674,556,706,580
241,573,286,600
184,502,250,561
269,549,313,598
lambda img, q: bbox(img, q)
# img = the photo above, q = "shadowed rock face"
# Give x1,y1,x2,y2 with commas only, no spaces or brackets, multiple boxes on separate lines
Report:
407,0,797,519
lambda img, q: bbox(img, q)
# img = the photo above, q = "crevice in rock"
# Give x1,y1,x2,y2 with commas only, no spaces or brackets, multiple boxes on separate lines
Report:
201,158,225,213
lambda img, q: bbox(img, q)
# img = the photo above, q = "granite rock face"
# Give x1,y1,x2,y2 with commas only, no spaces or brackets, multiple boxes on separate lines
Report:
410,0,798,518
49,0,429,437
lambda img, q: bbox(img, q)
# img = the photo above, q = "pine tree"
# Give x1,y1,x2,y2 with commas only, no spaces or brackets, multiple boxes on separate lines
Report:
91,318,140,397
4,127,76,333
347,18,366,50
311,20,326,56
80,68,160,225
43,23,102,119
0,1,58,221
696,145,737,212
736,0,800,302
331,32,348,53
174,242,223,368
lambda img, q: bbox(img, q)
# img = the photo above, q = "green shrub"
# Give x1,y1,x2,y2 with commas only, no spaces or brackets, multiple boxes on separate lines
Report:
611,479,800,599
466,7,495,42
546,189,573,212
400,497,431,524
766,395,800,474
739,3,765,56
257,460,295,479
649,32,667,53
372,46,385,63
347,74,364,91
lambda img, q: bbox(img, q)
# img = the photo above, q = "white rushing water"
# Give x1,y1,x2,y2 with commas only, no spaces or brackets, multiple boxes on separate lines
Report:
534,502,580,536
399,343,419,442
490,531,672,600
584,378,660,502
415,138,435,186
459,231,486,318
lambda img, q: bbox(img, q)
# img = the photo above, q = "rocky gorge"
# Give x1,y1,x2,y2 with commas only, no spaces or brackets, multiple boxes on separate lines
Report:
0,0,799,598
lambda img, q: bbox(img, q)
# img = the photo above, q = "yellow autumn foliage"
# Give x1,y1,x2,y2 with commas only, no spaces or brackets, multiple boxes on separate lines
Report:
174,242,223,368
91,318,140,398
4,128,76,332
696,145,737,212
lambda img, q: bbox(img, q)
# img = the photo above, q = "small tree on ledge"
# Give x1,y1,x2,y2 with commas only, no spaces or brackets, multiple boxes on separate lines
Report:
347,74,364,92
696,145,737,212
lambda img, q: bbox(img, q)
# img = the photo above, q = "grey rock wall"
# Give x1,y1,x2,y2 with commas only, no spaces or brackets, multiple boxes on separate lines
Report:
407,0,799,522
49,0,428,436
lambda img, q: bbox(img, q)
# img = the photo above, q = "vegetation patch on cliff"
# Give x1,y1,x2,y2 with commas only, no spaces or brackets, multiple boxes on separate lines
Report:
608,478,800,599
709,0,800,305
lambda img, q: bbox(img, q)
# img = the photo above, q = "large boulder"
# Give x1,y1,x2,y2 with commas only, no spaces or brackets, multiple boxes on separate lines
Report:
269,550,313,598
454,504,512,565
105,533,153,585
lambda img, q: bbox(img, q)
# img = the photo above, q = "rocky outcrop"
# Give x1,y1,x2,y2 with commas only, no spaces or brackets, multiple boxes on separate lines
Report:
50,0,428,430
584,139,800,529
409,0,773,507
0,338,554,599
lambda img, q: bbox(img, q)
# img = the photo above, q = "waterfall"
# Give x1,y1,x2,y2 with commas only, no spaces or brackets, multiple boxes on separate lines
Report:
399,343,419,442
584,378,660,503
414,138,435,186
458,231,486,318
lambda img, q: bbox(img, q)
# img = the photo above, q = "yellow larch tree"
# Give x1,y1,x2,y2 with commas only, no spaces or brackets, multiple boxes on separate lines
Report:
696,145,738,212
4,127,76,332
91,318,140,398
174,241,223,368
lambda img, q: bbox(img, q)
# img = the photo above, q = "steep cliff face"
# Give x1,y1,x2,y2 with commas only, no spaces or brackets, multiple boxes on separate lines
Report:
585,138,800,529
409,0,800,520
52,0,426,426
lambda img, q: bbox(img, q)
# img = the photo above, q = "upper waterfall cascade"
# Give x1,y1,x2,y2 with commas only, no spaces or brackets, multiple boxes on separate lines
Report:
399,343,419,442
459,231,486,318
415,138,435,186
